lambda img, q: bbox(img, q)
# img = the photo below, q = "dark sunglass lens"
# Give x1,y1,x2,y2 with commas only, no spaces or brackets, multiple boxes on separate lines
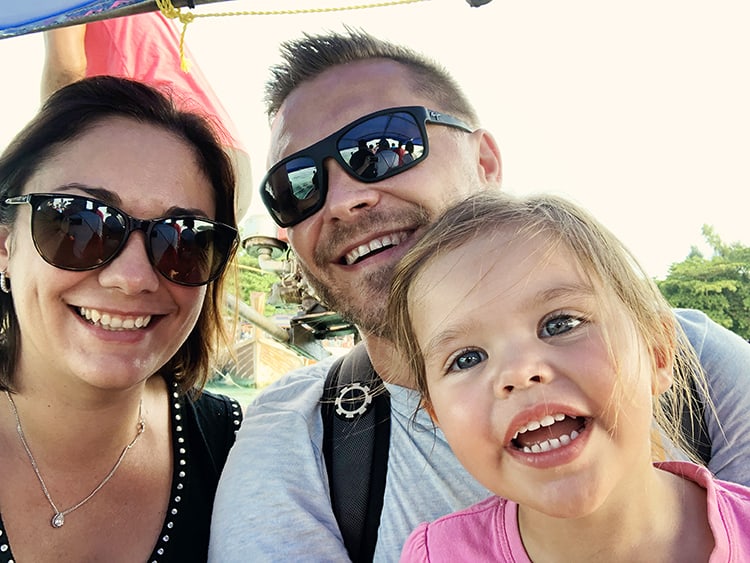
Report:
150,219,233,285
337,111,427,180
265,156,321,225
31,197,124,269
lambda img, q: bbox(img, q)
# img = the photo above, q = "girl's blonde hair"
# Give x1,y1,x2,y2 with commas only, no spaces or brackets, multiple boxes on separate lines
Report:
387,190,712,464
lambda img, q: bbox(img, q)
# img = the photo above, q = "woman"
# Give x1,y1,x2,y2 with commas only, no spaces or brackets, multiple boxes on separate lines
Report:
0,76,242,562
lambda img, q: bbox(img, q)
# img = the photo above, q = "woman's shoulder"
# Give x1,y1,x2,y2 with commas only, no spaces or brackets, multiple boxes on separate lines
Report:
184,387,243,435
168,384,243,477
189,387,243,413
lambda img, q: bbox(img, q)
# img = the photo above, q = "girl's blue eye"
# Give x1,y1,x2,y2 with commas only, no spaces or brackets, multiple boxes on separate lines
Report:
540,315,584,337
449,349,487,371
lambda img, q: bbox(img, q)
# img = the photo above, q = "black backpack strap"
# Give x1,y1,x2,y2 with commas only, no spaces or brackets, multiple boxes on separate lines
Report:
322,343,390,563
680,373,712,465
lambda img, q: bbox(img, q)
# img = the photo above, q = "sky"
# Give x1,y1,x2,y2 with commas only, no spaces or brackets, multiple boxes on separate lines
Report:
1,0,749,278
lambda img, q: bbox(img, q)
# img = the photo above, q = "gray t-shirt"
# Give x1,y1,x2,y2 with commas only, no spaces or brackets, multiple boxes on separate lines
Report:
209,309,750,562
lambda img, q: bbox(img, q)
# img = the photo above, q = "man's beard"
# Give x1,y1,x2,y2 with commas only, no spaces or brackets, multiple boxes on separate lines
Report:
301,260,394,338
300,206,431,338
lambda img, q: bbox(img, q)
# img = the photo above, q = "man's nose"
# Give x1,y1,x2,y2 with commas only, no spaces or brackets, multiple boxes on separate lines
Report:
322,159,382,222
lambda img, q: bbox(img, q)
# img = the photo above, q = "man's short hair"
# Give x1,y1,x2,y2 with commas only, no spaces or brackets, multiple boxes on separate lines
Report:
264,27,480,128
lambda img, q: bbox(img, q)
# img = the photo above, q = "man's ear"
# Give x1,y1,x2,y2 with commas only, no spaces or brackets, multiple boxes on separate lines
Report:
474,129,502,187
651,315,676,396
421,399,439,426
0,225,12,273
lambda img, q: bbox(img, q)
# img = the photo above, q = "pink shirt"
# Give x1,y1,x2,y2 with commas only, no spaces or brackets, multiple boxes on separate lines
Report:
401,461,750,562
83,11,244,151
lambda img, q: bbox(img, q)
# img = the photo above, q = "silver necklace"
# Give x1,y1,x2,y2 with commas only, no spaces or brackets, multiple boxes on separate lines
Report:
4,390,145,529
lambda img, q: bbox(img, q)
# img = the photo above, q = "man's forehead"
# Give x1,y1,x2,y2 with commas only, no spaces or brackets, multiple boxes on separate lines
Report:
267,59,433,163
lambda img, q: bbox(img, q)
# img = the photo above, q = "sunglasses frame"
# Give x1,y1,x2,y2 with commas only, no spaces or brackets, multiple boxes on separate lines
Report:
260,106,474,228
4,193,238,287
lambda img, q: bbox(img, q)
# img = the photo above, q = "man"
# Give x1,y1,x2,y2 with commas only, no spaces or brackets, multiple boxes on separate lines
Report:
349,139,378,178
374,138,400,176
210,29,750,562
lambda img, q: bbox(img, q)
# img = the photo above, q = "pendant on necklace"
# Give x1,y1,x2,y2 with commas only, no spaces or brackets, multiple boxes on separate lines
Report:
51,513,65,528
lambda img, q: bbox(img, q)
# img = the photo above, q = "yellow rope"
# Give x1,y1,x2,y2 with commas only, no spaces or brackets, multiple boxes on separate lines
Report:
155,0,432,71
155,0,194,71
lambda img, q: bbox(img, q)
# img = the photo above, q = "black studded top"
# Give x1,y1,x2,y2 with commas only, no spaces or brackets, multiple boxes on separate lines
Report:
0,381,243,563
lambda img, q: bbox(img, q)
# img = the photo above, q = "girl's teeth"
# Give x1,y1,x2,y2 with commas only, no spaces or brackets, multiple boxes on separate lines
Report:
514,413,569,438
522,429,580,454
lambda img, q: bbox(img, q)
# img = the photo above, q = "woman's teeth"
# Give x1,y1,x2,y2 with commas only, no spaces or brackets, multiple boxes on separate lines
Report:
79,307,152,331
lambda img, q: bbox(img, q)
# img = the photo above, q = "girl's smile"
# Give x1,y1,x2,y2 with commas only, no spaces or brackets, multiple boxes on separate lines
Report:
410,229,667,519
509,411,588,453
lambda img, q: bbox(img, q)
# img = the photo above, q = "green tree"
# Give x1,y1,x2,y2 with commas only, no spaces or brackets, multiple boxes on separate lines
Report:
657,225,750,340
225,248,300,318
235,249,276,303
222,248,275,313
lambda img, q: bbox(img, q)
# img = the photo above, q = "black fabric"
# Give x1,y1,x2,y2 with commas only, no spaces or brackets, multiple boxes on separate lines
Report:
0,386,242,563
185,388,241,480
679,375,712,466
322,343,390,563
157,388,242,562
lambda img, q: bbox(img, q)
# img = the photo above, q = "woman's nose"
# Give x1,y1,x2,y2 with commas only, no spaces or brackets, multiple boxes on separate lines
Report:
97,232,160,294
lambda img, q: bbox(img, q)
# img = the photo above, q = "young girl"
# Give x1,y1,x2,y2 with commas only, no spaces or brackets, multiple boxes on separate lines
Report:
388,191,750,562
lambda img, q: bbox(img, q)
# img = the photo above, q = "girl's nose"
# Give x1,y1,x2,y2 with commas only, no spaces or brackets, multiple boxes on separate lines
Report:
493,343,552,398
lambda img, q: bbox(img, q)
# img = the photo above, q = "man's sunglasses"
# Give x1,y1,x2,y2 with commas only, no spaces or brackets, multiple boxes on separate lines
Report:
259,106,474,227
5,193,238,287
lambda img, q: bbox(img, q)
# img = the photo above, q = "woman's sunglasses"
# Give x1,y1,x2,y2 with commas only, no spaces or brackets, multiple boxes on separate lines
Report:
259,106,474,227
4,193,238,287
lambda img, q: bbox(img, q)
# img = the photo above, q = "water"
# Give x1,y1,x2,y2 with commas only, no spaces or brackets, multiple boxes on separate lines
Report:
204,381,259,410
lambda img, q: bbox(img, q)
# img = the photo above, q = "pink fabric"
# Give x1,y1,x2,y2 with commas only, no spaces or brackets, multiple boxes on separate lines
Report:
399,495,528,562
657,461,750,562
83,11,244,151
400,461,750,562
